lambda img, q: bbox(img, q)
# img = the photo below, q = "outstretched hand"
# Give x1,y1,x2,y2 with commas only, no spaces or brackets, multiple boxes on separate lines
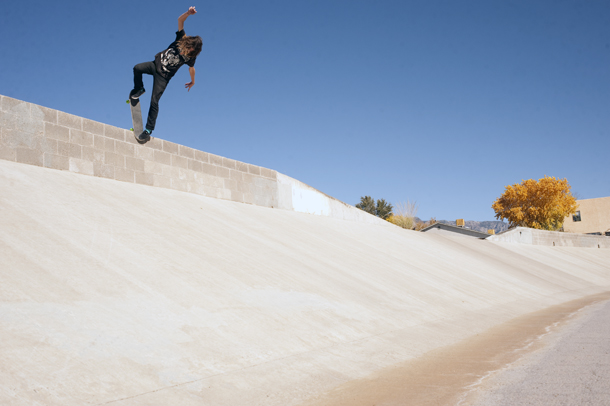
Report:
185,82,195,91
187,6,197,15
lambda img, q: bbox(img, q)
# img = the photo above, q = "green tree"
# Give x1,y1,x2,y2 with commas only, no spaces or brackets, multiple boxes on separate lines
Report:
356,196,393,220
375,199,393,220
356,196,376,215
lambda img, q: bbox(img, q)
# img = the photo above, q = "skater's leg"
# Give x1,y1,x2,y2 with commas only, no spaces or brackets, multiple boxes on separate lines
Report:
145,73,169,132
132,61,155,92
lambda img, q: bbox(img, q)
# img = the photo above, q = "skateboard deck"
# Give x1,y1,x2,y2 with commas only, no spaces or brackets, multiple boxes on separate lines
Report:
127,91,144,139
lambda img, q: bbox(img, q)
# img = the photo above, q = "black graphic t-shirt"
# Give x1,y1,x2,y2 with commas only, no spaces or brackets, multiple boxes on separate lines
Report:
154,30,197,80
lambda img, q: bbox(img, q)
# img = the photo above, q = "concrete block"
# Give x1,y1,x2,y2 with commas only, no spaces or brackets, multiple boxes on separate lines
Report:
230,169,244,182
1,115,45,146
93,162,115,179
192,171,205,185
236,181,253,194
144,160,164,175
224,178,237,191
2,97,30,117
188,159,203,172
236,161,249,173
243,193,255,205
104,151,125,168
82,146,105,163
171,178,189,192
57,141,82,159
175,164,191,178
179,145,195,159
161,164,174,178
126,156,145,172
194,172,224,188
221,189,232,200
104,124,125,141
0,111,21,130
43,153,69,170
153,175,171,189
254,193,275,208
222,157,237,170
58,111,82,130
69,158,94,175
172,154,189,169
248,164,261,176
135,171,154,186
82,119,104,136
185,168,197,183
260,167,277,180
40,138,58,155
153,150,171,165
256,178,279,197
70,129,94,147
201,162,217,176
191,183,206,196
115,141,135,157
163,140,179,155
201,185,221,199
34,105,58,124
187,182,199,194
168,166,191,181
114,167,134,183
209,153,223,166
194,150,209,163
4,132,51,154
44,123,69,142
145,138,163,150
0,144,16,161
94,135,115,152
242,172,255,184
217,166,231,179
230,190,244,203
135,145,154,161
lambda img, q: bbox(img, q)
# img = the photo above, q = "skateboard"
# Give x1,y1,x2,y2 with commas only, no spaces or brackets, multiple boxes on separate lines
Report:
126,91,147,143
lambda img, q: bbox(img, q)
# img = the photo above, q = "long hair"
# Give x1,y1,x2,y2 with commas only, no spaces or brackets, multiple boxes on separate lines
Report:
178,36,203,58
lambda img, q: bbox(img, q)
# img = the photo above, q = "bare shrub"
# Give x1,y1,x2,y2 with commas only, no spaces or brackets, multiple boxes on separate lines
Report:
388,200,418,229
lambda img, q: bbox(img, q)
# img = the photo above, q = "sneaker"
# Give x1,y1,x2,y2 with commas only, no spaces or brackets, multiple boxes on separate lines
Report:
136,129,152,144
130,88,146,100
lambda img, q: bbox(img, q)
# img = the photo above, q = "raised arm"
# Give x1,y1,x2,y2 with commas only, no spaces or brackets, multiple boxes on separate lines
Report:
178,6,197,31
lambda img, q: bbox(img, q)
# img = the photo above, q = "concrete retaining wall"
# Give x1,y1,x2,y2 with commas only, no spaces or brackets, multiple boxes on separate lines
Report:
0,94,383,225
488,227,610,248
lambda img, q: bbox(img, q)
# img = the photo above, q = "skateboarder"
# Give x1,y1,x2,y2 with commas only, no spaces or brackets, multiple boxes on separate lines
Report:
129,6,202,144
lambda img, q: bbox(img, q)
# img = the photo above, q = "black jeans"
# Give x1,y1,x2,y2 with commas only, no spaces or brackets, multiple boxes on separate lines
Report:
133,61,169,131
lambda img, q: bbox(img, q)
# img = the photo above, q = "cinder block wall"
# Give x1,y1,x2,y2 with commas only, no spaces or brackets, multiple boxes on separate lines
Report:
0,95,388,225
0,95,279,208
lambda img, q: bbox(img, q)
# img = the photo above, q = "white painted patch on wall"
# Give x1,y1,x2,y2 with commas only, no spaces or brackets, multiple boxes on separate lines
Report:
277,173,331,216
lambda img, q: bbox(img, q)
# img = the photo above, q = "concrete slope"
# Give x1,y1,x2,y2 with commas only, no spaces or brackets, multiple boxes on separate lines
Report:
1,159,609,406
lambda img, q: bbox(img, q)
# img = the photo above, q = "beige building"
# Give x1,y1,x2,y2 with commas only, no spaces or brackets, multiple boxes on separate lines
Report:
563,196,610,235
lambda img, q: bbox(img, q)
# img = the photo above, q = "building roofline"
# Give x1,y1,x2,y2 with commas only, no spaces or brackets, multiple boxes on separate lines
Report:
420,222,491,238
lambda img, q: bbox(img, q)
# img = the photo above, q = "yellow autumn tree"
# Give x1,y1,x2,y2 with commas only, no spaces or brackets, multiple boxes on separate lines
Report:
492,176,578,230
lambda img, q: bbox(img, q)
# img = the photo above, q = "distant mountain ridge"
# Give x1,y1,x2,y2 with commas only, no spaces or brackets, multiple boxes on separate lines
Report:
438,220,509,234
413,218,509,233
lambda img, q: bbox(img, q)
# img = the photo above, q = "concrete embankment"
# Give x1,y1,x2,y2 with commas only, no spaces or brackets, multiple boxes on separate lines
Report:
1,159,609,405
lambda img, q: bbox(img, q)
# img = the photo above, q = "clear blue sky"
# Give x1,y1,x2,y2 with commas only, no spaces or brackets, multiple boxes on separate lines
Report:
1,0,608,221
